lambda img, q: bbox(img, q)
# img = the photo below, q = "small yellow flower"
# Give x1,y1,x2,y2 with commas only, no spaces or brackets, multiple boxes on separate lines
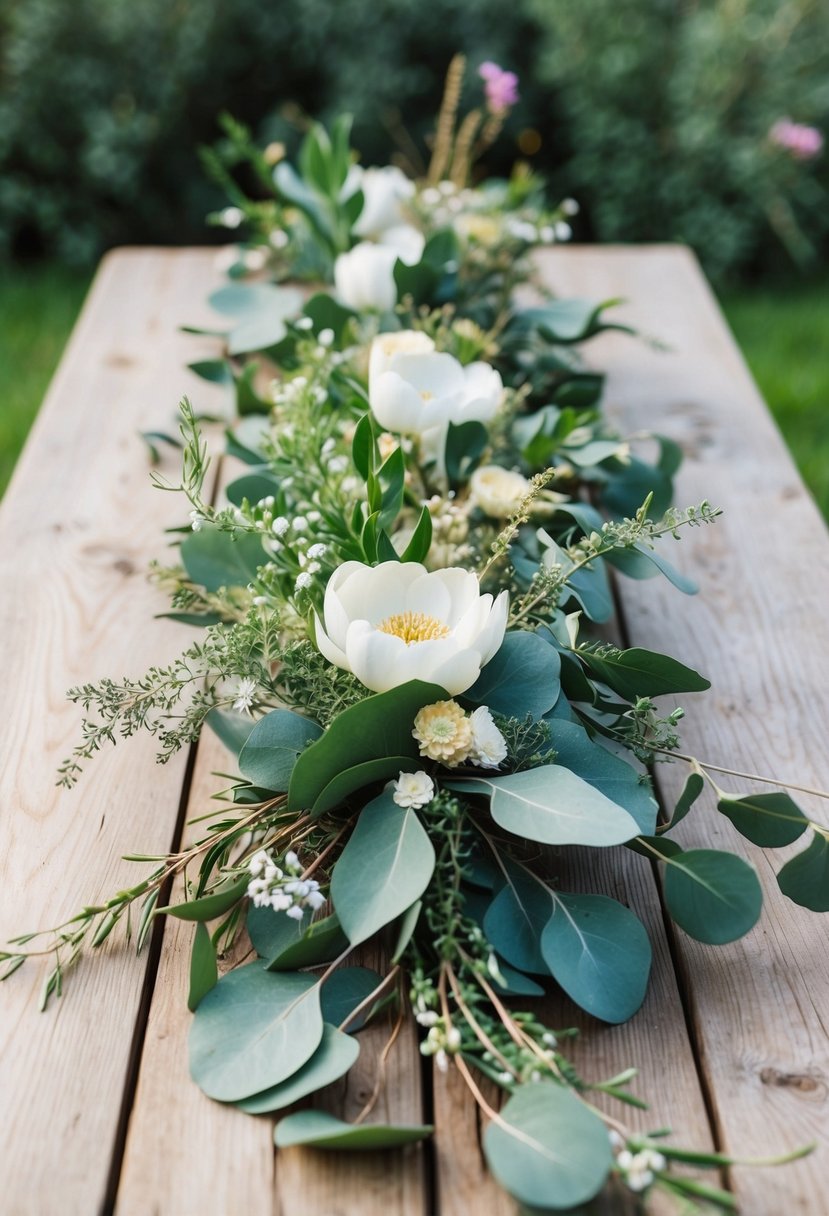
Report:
413,700,473,766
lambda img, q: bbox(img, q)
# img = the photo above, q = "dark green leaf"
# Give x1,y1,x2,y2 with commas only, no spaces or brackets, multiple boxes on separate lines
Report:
275,1110,432,1150
445,420,488,486
466,631,561,719
320,966,383,1030
309,755,421,817
483,859,552,975
718,792,809,848
578,645,709,700
266,913,349,971
188,922,218,1012
669,772,705,829
663,849,763,944
247,902,304,960
159,875,248,922
549,720,657,835
777,833,829,912
399,505,433,564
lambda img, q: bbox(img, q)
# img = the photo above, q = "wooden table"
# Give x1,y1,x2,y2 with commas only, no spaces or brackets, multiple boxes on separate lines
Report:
1,246,827,1215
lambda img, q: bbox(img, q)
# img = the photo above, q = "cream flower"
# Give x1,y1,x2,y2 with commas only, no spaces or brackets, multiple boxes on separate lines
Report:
413,700,473,766
468,705,508,768
314,561,508,695
369,346,503,437
369,329,435,383
352,165,415,239
469,464,532,519
392,769,436,809
334,226,425,313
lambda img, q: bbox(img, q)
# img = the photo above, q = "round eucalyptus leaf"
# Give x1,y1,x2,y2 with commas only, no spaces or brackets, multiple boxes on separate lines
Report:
320,966,383,1031
238,708,323,793
777,833,829,912
275,1110,433,1150
540,894,651,1023
189,962,323,1101
663,849,762,945
466,630,561,719
718,792,809,848
483,861,552,976
237,1024,359,1114
483,1082,612,1209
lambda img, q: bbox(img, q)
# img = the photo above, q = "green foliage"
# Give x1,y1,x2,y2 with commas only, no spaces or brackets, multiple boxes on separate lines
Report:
465,630,561,719
274,1110,433,1150
776,832,829,912
662,848,764,945
717,791,809,848
237,1024,360,1114
330,791,436,946
188,922,218,1011
483,1082,613,1209
531,0,829,281
237,708,323,793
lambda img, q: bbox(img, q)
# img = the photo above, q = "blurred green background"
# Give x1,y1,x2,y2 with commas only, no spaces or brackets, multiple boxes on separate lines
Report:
1,0,827,505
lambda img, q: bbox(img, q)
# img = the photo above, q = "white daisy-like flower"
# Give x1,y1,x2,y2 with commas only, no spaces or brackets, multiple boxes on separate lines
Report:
232,677,258,715
468,705,508,768
314,561,508,696
392,770,436,809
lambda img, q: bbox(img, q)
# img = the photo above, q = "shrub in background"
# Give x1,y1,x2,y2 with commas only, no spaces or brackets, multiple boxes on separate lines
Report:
531,0,829,280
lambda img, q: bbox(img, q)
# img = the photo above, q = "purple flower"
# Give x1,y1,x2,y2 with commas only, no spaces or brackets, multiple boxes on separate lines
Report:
478,61,520,115
769,119,823,160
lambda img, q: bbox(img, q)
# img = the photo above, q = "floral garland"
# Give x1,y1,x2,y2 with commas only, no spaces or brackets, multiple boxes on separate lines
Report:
3,57,824,1213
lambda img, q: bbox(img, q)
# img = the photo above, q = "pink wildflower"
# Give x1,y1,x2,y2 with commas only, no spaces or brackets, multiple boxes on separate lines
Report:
478,61,520,115
769,119,823,161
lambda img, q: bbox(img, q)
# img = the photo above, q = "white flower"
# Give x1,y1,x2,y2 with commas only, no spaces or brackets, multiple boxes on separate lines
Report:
469,464,531,519
334,226,425,313
314,561,508,695
468,706,508,768
307,542,327,559
295,572,313,591
351,165,415,239
392,770,435,809
369,347,503,438
232,677,258,715
218,206,244,229
368,330,436,384
272,516,290,536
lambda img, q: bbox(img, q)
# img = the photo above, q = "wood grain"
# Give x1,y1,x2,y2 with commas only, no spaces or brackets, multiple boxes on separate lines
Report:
541,245,829,1214
0,248,227,1215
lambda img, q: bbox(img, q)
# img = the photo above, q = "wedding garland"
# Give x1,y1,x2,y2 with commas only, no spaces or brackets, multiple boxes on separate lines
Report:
3,57,825,1213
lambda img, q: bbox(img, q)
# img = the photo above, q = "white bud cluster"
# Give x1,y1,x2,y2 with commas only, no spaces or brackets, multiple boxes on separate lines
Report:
615,1147,666,1193
246,849,326,920
419,1017,463,1073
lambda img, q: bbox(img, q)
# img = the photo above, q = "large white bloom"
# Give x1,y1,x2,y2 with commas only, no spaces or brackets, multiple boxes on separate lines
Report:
314,561,508,695
352,166,415,239
369,329,436,383
469,464,532,519
369,342,503,437
334,226,425,312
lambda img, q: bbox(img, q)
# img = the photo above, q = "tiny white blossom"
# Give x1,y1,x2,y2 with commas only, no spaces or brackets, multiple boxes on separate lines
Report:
554,220,572,241
468,706,508,768
286,905,305,921
318,327,335,347
307,542,326,559
416,1010,440,1027
252,595,267,606
295,315,313,330
561,197,580,216
272,516,290,536
218,206,244,229
270,229,289,249
284,850,300,870
232,676,258,714
329,455,349,474
292,516,308,533
295,572,313,591
189,510,204,532
306,510,322,525
435,1049,449,1073
306,561,321,574
392,770,435,809
243,248,268,271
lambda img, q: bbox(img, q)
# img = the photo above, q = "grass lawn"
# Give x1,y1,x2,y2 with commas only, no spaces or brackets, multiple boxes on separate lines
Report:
0,264,826,518
720,280,829,518
0,265,91,495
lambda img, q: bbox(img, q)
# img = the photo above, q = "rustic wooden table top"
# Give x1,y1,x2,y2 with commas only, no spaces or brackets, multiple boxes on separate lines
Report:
1,246,827,1216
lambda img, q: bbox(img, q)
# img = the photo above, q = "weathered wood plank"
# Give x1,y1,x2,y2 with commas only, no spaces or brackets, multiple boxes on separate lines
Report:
0,249,226,1215
541,245,829,1213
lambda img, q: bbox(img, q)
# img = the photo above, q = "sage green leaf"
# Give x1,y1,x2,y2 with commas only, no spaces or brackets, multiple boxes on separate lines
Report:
392,900,423,964
159,874,248,922
189,962,323,1101
247,903,304,960
331,791,435,946
205,708,257,760
490,959,545,998
320,966,383,1031
663,849,763,944
238,708,323,793
225,469,282,508
310,755,422,817
266,913,349,971
669,772,705,829
237,1024,359,1114
288,680,447,813
483,1082,612,1209
777,833,829,912
540,894,651,1023
180,528,266,592
483,860,553,975
718,792,809,848
466,631,561,719
209,282,302,356
188,923,218,1012
578,645,709,700
275,1110,433,1150
523,298,624,343
451,767,639,847
550,720,657,835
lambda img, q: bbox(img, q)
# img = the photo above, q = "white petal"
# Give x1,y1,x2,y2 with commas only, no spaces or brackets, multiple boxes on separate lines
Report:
314,612,350,671
476,590,510,665
404,571,451,620
429,648,484,696
345,621,410,692
432,567,481,626
371,371,430,434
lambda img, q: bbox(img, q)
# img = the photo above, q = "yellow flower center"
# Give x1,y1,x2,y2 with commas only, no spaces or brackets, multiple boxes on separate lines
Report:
419,390,435,402
377,611,450,644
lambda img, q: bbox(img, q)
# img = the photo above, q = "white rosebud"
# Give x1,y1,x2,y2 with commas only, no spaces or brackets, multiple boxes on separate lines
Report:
351,165,416,239
392,770,435,809
369,346,502,438
333,226,424,312
468,706,508,769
